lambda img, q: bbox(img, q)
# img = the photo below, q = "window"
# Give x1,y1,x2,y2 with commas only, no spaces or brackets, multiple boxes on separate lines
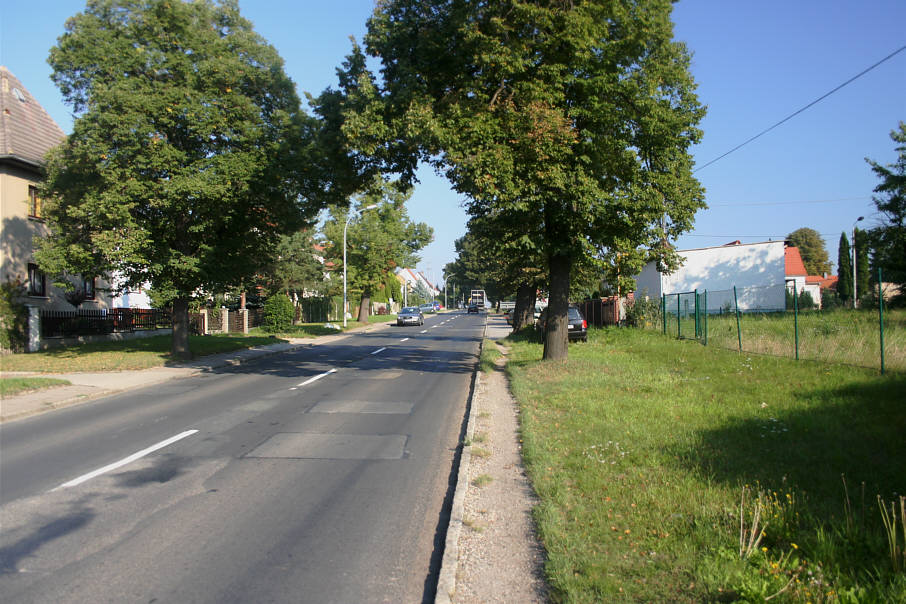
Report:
28,263,46,297
83,277,96,300
28,185,42,219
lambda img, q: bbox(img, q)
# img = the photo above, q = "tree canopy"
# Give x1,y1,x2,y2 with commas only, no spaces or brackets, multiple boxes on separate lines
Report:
866,121,906,289
37,0,321,357
786,227,831,276
362,0,705,359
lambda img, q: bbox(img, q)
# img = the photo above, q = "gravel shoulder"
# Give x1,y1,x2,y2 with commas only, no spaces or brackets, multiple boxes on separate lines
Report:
450,338,548,603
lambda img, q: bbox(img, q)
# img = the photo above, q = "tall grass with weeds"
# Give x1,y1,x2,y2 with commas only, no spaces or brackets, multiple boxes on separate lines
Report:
504,327,906,602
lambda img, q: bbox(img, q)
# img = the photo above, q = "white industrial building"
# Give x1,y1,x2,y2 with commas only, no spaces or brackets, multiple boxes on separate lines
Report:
633,240,789,312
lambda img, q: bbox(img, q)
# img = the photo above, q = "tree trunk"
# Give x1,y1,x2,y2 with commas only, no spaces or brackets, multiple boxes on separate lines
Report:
171,297,191,360
357,289,372,323
513,282,536,331
543,253,571,361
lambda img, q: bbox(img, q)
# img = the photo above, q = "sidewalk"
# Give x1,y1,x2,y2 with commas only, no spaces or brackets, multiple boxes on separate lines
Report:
0,321,392,423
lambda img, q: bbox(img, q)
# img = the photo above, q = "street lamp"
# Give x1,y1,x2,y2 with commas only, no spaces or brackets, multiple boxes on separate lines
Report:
852,216,864,308
343,203,379,327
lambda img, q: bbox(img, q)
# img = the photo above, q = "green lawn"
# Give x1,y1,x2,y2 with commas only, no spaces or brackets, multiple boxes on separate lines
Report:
664,308,904,373
0,333,289,373
505,327,906,602
0,376,71,397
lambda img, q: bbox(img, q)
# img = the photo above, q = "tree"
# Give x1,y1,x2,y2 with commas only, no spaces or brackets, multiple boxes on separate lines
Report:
362,0,705,360
321,178,432,321
36,0,320,358
259,230,326,298
866,122,906,288
787,228,831,276
837,232,853,304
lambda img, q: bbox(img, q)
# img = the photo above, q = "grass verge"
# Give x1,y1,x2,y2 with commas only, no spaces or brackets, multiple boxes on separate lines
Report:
0,333,289,373
505,326,906,602
0,377,71,397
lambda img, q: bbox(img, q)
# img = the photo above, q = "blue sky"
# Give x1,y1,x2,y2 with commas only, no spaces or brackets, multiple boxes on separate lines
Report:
2,1,904,286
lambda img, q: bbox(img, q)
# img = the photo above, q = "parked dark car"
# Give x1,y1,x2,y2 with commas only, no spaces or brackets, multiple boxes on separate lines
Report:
467,303,479,314
397,306,424,326
536,306,588,342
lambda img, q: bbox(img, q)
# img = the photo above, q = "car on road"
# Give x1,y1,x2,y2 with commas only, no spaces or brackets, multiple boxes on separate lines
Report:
397,306,424,326
418,303,436,314
467,303,479,314
536,306,588,342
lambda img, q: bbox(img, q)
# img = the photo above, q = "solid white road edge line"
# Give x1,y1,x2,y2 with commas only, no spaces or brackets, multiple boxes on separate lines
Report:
51,429,200,491
370,347,387,355
298,368,337,387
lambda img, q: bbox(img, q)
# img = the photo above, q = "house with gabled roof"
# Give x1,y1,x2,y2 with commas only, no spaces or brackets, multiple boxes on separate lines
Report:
1,66,115,311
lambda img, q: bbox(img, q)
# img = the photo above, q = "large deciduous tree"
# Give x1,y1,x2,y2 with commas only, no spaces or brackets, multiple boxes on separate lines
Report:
37,0,320,358
787,227,832,276
322,179,433,322
866,122,906,291
362,0,705,360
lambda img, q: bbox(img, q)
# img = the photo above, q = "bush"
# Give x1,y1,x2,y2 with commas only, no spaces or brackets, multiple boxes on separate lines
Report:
1,278,28,352
625,292,661,328
262,294,295,333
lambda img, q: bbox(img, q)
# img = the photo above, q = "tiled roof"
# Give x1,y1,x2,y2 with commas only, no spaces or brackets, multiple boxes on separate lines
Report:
784,246,808,277
0,66,65,168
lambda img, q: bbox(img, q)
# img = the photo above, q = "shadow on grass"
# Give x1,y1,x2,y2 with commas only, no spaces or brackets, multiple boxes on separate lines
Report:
669,373,906,513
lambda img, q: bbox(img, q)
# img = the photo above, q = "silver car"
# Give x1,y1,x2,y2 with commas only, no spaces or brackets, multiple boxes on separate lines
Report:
397,306,424,326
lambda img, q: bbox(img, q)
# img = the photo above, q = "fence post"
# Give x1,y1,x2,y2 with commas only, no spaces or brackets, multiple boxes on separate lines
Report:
676,294,681,339
733,286,742,352
661,294,666,334
703,290,708,346
26,305,41,353
221,308,229,333
793,281,800,361
879,267,885,375
241,308,249,334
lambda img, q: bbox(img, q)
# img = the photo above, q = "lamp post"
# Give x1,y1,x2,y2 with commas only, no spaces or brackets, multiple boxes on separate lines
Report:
343,203,378,327
852,216,864,308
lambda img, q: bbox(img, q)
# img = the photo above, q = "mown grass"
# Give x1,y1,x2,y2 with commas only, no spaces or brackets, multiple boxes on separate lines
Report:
668,308,905,372
505,326,906,602
0,376,71,396
0,333,288,373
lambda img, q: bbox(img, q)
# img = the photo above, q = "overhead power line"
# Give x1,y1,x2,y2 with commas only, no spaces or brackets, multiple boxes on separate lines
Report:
708,196,871,207
694,44,906,173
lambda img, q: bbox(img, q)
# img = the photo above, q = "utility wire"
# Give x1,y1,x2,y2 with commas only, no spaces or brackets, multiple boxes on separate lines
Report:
694,44,906,173
709,196,871,207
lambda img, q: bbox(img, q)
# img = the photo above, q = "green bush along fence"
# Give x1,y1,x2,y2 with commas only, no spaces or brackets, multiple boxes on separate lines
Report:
658,274,900,374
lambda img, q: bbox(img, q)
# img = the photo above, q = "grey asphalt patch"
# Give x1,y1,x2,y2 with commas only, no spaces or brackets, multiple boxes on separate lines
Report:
308,401,414,414
245,433,408,460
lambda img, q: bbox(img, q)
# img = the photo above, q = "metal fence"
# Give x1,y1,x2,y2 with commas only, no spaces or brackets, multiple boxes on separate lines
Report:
41,308,171,339
658,274,900,374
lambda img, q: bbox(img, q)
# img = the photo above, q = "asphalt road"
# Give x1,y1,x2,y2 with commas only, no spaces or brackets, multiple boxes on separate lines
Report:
0,310,484,603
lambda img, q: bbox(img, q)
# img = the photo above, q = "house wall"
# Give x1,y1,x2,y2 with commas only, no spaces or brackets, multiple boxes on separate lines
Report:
1,163,114,311
634,241,787,312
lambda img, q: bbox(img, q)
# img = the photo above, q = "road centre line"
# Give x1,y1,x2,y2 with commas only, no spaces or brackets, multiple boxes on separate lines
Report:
420,329,428,333
400,338,409,342
52,430,199,491
370,347,387,355
298,368,337,387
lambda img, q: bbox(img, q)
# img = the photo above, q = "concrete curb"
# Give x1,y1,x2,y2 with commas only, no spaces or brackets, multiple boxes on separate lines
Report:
435,316,487,604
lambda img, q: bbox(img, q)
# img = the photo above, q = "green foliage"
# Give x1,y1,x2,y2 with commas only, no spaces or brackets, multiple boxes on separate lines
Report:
787,227,832,276
0,278,28,352
262,294,295,333
625,292,662,327
38,0,322,356
321,177,432,318
838,232,853,303
866,122,906,285
785,288,816,310
260,230,326,297
362,0,705,360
